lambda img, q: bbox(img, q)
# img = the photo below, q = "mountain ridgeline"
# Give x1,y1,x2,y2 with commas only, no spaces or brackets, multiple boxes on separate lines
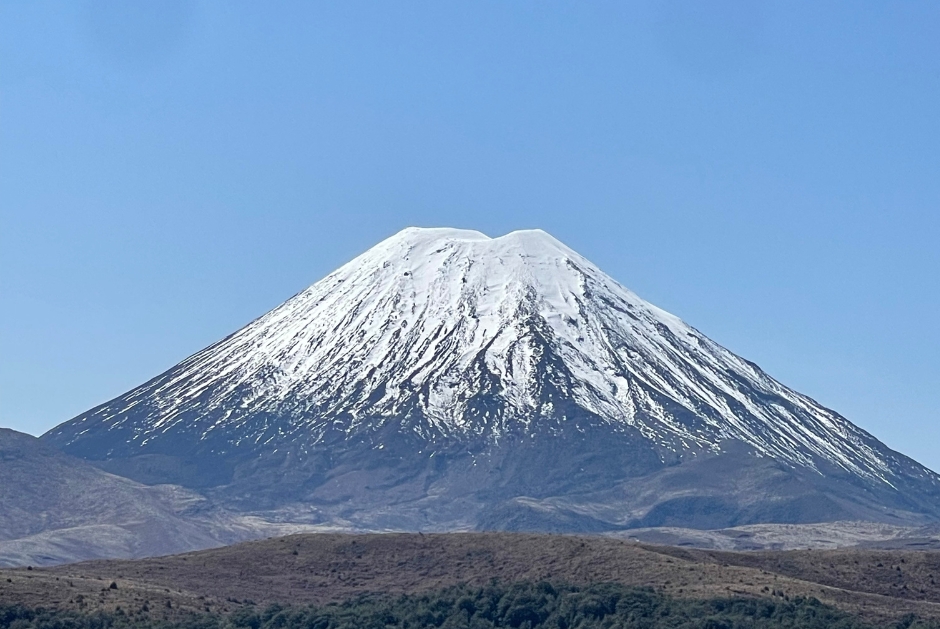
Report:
42,228,940,532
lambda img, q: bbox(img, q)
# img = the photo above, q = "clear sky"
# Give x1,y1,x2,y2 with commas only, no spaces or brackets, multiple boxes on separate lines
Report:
2,2,938,471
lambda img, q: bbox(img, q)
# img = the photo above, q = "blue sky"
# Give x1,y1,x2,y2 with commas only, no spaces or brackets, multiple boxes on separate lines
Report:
2,1,939,470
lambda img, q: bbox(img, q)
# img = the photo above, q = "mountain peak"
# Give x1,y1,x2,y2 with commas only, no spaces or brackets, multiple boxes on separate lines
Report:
376,227,578,266
390,226,557,243
367,226,575,265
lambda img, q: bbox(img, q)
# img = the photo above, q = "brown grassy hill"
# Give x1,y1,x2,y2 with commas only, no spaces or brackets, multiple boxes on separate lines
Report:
652,545,940,603
3,533,940,625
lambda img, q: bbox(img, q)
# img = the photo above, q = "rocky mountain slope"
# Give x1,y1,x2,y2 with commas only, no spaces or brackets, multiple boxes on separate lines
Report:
0,429,334,567
41,228,940,531
0,428,222,566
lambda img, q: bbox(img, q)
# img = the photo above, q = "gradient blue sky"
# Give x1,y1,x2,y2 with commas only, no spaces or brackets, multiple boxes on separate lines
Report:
2,2,939,470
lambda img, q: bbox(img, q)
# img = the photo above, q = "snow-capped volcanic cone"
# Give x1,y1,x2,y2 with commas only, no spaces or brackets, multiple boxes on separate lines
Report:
43,228,940,531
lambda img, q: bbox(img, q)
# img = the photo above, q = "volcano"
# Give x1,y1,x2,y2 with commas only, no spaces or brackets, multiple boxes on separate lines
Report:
43,228,940,531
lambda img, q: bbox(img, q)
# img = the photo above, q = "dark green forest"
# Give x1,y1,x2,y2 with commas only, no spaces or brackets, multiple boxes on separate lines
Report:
2,582,936,629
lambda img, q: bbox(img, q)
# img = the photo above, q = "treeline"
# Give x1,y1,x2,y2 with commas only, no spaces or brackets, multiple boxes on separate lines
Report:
2,581,936,629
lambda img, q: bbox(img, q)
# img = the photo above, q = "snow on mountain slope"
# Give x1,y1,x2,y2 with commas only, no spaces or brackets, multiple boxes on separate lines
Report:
45,228,935,496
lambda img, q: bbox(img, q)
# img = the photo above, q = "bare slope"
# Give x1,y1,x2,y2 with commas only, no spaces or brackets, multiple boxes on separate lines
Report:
0,429,329,567
0,429,221,566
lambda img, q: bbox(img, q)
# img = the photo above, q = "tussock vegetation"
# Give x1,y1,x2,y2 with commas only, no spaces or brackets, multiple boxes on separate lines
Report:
6,534,940,626
3,581,931,629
